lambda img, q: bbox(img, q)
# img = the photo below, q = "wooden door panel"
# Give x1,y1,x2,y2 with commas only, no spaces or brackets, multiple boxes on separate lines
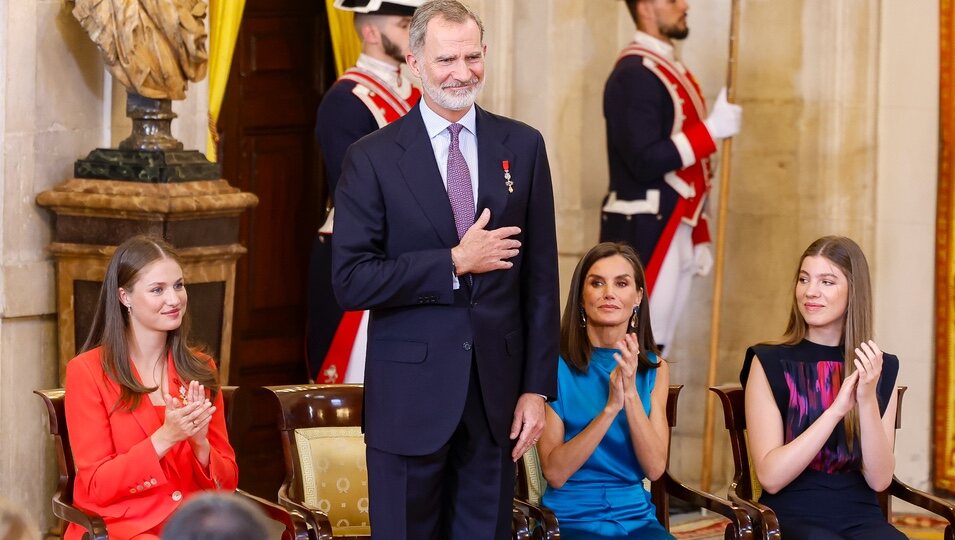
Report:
218,0,333,499
238,132,310,324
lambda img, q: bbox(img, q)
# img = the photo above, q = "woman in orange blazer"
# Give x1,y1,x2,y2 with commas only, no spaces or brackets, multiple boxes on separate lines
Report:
64,235,238,540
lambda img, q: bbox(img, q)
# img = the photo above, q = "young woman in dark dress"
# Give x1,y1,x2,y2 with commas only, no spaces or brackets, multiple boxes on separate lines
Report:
741,236,905,539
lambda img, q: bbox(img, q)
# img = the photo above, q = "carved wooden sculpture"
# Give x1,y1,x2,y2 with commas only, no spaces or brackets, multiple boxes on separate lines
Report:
71,0,208,100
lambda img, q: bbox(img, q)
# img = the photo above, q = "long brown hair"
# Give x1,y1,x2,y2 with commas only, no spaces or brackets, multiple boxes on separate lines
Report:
560,242,660,373
83,235,217,411
776,235,872,451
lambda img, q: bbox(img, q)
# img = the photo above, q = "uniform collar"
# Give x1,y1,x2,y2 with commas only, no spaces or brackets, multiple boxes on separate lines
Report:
634,30,677,62
355,53,406,90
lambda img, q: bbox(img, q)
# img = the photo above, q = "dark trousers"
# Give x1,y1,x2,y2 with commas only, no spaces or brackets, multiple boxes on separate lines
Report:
780,520,906,540
366,362,515,540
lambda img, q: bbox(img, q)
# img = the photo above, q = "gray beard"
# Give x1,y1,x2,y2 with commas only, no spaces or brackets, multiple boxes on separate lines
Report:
421,76,485,111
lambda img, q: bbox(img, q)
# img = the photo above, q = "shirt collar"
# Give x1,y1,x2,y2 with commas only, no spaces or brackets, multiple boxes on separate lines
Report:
419,97,477,140
355,53,402,86
633,30,676,62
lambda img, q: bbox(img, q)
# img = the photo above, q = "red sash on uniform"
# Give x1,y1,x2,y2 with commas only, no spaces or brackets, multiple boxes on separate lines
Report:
318,68,420,384
617,45,714,292
340,67,421,127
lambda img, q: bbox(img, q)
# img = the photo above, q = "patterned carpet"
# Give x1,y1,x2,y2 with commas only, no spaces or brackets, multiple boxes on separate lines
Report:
669,513,948,539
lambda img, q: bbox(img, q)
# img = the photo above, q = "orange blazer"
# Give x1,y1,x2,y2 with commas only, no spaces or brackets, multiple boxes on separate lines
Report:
64,347,238,540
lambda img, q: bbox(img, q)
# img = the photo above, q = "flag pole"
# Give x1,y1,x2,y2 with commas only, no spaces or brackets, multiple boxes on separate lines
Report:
700,0,742,493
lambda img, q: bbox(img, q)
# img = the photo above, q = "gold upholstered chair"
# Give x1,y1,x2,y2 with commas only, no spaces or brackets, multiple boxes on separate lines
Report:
265,384,369,540
711,384,955,540
265,384,533,540
515,385,755,540
34,386,309,540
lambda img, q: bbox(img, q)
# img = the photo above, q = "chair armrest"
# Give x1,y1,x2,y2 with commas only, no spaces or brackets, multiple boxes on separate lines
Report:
236,489,310,540
888,476,955,525
660,472,754,540
52,494,108,540
511,507,531,540
512,497,560,540
278,487,334,540
727,492,781,540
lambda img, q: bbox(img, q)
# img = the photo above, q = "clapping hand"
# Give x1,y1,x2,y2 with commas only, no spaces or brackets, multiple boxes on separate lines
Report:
853,340,884,402
613,333,640,401
607,368,626,413
161,380,215,444
828,370,859,418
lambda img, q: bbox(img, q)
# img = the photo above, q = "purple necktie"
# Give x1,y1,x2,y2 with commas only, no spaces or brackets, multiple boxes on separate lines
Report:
447,123,474,240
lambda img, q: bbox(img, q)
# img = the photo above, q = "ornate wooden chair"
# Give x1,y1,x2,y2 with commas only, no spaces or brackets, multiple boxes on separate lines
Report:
264,383,533,540
35,386,309,540
515,385,755,540
711,384,955,540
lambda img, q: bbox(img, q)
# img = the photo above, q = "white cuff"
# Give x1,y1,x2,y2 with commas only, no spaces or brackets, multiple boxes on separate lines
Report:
671,132,696,168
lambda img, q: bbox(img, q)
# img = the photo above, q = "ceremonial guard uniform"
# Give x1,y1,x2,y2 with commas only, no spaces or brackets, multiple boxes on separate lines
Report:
307,0,421,382
601,30,736,348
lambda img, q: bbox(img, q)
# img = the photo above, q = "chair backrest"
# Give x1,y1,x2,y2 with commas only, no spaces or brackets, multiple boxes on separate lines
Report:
710,385,761,501
711,384,907,517
265,384,368,537
34,385,239,509
220,386,238,429
35,389,73,507
650,385,682,527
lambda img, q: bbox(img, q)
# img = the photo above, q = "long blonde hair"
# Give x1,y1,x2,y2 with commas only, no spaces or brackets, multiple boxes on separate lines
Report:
777,236,872,451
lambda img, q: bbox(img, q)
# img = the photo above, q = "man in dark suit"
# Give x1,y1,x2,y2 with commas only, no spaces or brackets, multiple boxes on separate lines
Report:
331,1,559,538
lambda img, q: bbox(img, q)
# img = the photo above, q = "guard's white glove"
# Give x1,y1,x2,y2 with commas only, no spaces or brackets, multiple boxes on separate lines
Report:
704,87,742,140
693,243,714,276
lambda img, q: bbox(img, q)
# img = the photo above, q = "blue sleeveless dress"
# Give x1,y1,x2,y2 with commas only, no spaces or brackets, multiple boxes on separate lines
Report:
542,348,673,540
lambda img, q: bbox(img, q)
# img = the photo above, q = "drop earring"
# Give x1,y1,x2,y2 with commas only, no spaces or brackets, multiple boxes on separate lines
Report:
126,304,132,315
578,306,587,328
630,304,639,330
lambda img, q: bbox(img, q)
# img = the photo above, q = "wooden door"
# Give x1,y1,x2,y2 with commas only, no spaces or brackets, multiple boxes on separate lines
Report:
217,0,334,498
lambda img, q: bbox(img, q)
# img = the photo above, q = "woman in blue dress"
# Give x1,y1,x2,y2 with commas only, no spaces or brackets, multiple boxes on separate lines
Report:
742,236,905,539
539,242,674,540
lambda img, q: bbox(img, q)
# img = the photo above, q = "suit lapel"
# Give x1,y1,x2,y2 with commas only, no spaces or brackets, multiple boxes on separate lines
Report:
397,105,459,248
128,359,162,438
473,107,514,299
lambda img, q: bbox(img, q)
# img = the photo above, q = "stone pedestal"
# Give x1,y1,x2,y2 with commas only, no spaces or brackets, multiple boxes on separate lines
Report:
36,178,258,384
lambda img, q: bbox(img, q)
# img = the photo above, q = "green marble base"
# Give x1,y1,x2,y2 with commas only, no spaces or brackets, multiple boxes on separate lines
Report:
74,148,221,183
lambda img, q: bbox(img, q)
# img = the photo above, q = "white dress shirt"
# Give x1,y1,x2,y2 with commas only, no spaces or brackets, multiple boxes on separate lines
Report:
419,98,479,290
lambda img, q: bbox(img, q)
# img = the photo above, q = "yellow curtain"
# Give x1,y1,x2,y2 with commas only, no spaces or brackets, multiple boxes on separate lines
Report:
935,0,955,493
206,0,247,162
325,0,362,77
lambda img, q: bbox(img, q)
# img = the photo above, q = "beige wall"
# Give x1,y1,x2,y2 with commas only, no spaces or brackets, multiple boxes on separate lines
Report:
0,0,208,531
1,1,96,531
875,0,939,489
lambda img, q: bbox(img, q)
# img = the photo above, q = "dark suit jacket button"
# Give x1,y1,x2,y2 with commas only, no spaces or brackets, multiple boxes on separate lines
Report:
463,342,472,351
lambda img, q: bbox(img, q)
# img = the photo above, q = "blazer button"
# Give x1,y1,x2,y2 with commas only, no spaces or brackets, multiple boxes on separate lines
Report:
129,488,136,494
463,342,472,351
150,478,158,486
172,490,183,502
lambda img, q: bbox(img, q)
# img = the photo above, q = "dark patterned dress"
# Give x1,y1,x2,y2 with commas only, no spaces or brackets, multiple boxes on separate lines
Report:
740,340,905,540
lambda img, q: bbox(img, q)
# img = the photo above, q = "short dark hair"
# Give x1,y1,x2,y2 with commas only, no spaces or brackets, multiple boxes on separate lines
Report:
623,0,639,25
160,493,269,540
